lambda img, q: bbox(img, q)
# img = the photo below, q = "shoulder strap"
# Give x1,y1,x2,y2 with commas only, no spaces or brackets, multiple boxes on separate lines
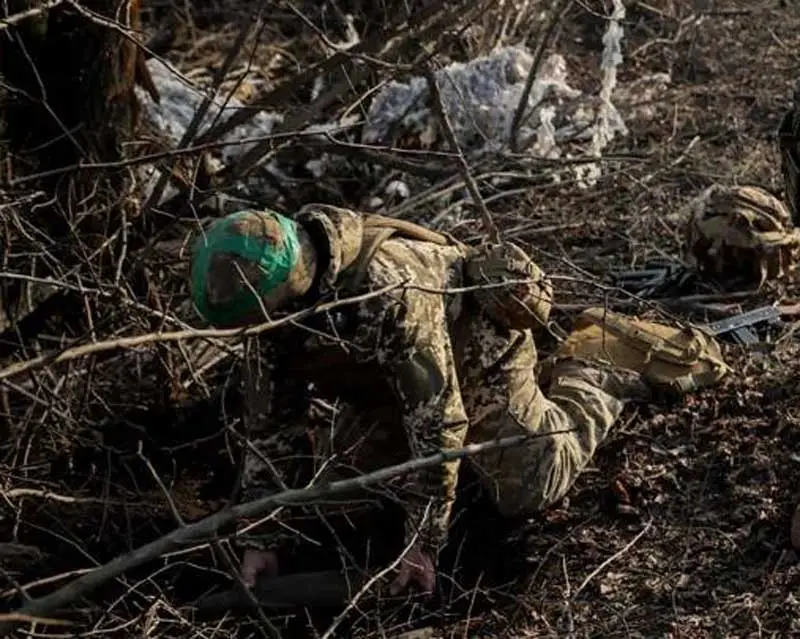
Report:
362,214,452,245
344,225,399,291
342,215,467,291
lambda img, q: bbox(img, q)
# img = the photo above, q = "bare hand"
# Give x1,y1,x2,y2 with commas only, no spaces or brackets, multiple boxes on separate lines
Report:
388,545,435,596
241,548,279,588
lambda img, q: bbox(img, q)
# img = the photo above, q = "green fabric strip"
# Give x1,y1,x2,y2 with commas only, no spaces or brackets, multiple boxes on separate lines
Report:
190,210,300,325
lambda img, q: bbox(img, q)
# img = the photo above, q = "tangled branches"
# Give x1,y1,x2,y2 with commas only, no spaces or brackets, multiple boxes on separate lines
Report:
0,0,655,636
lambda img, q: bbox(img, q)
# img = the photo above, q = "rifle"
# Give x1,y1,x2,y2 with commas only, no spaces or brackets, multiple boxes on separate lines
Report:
699,305,783,345
610,260,696,299
611,261,788,345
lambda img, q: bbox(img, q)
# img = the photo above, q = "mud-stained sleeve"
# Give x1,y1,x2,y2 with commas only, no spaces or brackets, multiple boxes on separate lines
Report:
354,288,469,556
237,338,313,552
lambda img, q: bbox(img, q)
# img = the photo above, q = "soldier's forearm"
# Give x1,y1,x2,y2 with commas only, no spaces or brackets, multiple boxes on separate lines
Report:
403,497,451,555
402,458,461,554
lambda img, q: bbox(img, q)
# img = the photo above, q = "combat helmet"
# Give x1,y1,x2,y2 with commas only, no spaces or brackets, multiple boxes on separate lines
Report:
190,209,318,327
684,185,800,287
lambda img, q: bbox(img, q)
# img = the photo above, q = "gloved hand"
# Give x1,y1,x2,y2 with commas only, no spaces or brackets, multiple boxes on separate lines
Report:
464,241,554,331
242,544,436,597
240,548,279,588
388,543,436,596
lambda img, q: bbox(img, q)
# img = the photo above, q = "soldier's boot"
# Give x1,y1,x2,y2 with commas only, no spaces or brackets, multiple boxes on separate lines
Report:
543,307,731,398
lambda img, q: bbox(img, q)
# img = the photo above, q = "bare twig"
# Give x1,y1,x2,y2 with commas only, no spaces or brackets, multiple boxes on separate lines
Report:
140,12,263,214
422,64,499,244
509,0,573,152
319,503,432,639
553,290,763,313
0,0,66,32
571,518,654,598
0,612,73,626
0,283,404,383
0,276,555,383
2,488,120,506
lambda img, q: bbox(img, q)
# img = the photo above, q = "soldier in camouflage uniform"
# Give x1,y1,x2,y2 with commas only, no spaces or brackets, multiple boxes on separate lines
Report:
778,83,800,549
190,204,729,595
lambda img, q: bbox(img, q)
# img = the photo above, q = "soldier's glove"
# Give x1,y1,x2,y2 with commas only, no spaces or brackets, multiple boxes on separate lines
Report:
241,548,280,588
388,544,436,596
543,307,730,398
685,185,800,287
464,242,554,331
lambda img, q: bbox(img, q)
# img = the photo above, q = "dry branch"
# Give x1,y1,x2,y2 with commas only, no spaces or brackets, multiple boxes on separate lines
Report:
423,64,499,244
140,12,263,214
0,0,66,31
0,283,403,383
509,0,573,152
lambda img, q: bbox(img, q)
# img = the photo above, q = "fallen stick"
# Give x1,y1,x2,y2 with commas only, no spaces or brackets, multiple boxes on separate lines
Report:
0,283,403,383
555,289,763,313
571,518,653,598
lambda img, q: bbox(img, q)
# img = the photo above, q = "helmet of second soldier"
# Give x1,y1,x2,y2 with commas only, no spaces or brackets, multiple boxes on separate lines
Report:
190,209,318,327
685,185,800,285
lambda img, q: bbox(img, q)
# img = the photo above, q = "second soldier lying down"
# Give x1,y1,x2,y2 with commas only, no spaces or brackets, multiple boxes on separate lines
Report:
189,204,730,597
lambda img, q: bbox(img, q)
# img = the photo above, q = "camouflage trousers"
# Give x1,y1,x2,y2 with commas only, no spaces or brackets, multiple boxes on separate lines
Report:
310,341,644,518
238,324,647,551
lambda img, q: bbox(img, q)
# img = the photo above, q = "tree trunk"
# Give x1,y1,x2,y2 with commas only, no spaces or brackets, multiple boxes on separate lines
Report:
0,0,147,342
1,0,142,176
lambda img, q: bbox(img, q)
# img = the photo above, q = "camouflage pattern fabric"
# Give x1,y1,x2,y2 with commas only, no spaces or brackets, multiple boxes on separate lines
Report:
234,205,687,558
685,185,800,287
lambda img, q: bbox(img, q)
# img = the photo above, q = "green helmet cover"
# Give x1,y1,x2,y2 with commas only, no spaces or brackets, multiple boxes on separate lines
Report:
190,209,301,326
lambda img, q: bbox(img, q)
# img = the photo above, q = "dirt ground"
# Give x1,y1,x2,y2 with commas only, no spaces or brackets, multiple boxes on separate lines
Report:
3,0,800,637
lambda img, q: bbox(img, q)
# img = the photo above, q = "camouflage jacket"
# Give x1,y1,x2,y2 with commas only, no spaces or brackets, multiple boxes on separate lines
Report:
239,205,509,555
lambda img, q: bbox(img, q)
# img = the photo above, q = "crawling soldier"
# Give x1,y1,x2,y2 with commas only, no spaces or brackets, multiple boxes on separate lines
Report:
189,204,729,596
